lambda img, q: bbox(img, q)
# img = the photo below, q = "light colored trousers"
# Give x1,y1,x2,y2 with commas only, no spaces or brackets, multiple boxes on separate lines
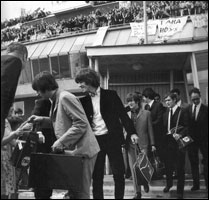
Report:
71,154,97,199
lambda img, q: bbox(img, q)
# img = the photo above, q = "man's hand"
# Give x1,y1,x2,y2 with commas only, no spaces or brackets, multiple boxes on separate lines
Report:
51,140,65,153
27,115,43,124
151,145,156,152
173,133,181,140
131,134,139,145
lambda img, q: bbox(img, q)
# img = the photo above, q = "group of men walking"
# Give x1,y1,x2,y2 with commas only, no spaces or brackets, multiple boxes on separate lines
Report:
1,42,208,199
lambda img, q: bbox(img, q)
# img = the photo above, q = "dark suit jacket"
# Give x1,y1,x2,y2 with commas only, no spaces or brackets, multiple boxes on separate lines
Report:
187,104,208,142
1,55,22,140
32,99,56,153
163,106,189,148
149,101,164,145
80,88,137,146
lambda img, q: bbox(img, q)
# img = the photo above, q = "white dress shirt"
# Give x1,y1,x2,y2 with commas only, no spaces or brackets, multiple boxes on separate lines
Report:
167,104,178,134
91,87,108,136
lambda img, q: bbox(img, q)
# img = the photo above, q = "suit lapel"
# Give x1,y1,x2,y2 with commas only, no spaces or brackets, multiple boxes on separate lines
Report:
137,109,143,118
100,88,106,115
196,104,203,122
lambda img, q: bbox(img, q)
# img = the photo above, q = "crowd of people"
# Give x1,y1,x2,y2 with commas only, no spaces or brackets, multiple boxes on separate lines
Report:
1,42,208,199
1,8,51,30
1,1,208,46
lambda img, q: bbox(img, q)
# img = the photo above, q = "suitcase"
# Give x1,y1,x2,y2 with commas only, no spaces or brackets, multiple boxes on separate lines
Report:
133,145,154,186
10,131,39,168
28,153,84,191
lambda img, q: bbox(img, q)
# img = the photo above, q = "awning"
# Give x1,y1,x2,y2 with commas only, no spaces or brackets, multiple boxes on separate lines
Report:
49,39,66,57
30,42,49,60
39,40,57,59
28,43,39,59
80,34,95,52
58,37,77,56
25,33,96,59
70,35,86,53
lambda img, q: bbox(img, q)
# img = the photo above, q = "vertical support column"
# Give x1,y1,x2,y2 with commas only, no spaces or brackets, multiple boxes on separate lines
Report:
183,69,190,104
170,70,174,91
190,53,200,88
89,57,93,69
143,1,148,44
95,57,99,72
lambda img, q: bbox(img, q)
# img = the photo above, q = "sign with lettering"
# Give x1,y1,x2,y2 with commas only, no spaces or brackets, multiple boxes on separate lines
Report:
190,14,208,28
156,16,188,41
130,21,157,39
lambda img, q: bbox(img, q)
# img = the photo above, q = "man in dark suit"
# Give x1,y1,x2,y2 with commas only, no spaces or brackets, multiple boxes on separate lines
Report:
163,92,189,199
187,88,208,191
142,88,164,160
170,88,189,109
75,69,138,199
31,98,57,199
1,42,28,140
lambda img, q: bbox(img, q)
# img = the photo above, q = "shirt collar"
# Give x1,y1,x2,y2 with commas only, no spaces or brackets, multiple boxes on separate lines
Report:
171,104,178,114
49,89,57,102
177,100,182,107
90,87,100,97
149,100,154,108
193,101,201,109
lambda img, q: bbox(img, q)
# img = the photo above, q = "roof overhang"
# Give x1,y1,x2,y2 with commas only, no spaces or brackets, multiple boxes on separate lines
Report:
86,40,208,57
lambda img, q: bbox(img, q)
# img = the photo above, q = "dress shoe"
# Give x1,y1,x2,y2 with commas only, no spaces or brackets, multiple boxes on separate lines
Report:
133,192,141,199
143,184,149,193
191,186,200,191
163,185,172,193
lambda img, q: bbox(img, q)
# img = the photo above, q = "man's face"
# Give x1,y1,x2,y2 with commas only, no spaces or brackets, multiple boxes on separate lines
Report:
173,92,180,102
142,96,148,103
127,99,138,111
191,93,201,106
165,96,176,108
37,90,51,99
78,82,93,94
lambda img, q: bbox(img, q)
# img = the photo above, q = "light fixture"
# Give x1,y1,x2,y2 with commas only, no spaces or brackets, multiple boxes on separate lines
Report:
132,63,143,71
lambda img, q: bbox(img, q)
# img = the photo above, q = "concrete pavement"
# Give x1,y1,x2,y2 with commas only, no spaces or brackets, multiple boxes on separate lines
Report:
18,175,208,199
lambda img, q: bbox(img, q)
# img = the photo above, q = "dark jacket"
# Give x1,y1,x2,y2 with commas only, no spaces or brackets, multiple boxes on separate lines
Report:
163,106,189,148
149,101,164,145
80,88,136,146
187,103,208,142
1,55,22,140
32,99,56,153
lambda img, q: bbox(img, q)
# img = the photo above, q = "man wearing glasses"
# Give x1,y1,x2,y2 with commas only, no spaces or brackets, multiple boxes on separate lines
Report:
187,88,208,191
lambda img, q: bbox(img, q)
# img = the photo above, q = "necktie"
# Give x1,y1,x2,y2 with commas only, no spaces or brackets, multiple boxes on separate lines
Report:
168,108,173,133
192,105,197,121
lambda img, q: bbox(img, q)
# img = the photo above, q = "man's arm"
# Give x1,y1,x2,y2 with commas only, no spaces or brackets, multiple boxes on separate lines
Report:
1,57,22,140
55,93,89,148
113,91,137,137
152,102,164,126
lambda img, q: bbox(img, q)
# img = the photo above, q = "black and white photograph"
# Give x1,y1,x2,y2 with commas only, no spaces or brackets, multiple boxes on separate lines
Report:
1,1,208,199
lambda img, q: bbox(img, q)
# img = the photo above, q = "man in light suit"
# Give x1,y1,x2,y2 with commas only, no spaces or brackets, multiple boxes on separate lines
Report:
1,42,28,140
29,71,100,199
187,88,208,191
75,69,138,199
126,92,156,199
